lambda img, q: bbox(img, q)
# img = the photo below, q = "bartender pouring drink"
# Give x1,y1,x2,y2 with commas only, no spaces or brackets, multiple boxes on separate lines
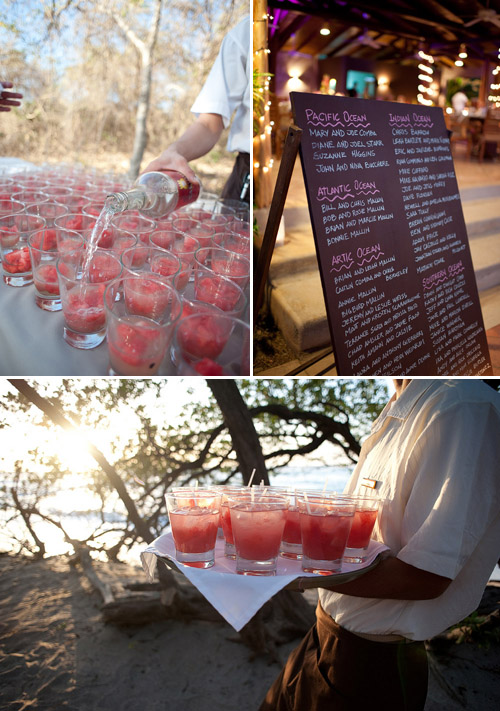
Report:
144,15,250,203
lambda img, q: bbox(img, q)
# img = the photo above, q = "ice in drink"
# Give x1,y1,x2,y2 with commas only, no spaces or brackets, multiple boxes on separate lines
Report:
107,315,168,376
281,505,302,559
343,497,380,563
169,508,219,554
230,496,288,575
165,490,221,568
298,495,355,574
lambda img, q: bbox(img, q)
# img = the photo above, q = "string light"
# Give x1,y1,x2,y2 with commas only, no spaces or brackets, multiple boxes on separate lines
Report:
253,12,275,190
489,47,500,108
417,50,434,106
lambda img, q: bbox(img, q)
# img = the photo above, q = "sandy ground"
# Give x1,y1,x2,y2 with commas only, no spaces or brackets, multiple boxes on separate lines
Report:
1,553,499,711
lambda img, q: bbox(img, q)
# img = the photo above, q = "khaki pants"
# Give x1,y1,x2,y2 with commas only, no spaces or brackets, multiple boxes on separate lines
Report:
259,603,428,711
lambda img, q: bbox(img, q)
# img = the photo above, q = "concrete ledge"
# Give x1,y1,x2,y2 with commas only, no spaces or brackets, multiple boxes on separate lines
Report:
270,271,330,352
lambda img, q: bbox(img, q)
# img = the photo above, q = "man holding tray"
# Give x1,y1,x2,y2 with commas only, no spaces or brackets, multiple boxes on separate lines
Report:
260,379,500,711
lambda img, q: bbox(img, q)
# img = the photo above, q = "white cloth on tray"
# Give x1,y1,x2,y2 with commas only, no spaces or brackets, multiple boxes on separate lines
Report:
141,532,389,632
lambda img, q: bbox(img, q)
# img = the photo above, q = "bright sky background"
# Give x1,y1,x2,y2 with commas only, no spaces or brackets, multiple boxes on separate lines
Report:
0,378,213,474
0,378,393,476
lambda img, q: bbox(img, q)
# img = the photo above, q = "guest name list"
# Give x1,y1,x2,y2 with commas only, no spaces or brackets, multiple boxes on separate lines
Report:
290,92,492,375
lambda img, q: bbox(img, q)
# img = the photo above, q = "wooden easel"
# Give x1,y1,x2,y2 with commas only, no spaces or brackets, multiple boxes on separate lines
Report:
253,124,302,321
253,124,337,374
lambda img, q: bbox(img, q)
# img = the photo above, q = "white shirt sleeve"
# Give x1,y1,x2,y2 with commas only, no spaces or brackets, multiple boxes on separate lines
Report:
397,399,500,580
190,17,250,153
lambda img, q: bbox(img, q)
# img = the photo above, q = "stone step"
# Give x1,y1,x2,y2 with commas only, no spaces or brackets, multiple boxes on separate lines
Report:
270,271,500,353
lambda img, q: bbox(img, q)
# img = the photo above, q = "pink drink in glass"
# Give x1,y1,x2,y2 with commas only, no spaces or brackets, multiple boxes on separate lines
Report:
165,490,221,568
347,509,378,549
123,275,171,319
57,249,122,348
281,505,302,559
33,264,59,295
184,222,215,248
298,495,355,574
64,284,107,332
220,488,247,558
0,214,46,286
344,498,380,563
169,509,219,553
107,315,168,376
194,272,245,315
105,275,182,375
29,227,84,310
230,496,288,575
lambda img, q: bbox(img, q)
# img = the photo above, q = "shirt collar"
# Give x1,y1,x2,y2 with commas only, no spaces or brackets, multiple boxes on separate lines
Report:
372,379,435,432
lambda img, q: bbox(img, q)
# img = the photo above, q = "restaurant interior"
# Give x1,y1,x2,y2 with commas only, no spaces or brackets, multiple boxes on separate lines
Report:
253,0,500,375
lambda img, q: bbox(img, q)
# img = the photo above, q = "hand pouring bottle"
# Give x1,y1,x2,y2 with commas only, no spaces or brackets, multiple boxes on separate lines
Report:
106,170,201,218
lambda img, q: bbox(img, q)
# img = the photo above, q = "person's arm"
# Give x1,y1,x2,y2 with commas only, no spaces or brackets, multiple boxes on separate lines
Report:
322,556,451,600
142,113,224,179
0,82,23,112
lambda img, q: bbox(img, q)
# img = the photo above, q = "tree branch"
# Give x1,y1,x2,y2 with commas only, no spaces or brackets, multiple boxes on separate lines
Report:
7,379,154,544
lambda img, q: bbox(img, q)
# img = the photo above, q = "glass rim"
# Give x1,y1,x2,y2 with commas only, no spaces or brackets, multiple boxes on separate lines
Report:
56,247,123,282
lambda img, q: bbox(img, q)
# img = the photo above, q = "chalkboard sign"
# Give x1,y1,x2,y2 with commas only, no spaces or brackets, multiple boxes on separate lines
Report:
290,92,493,376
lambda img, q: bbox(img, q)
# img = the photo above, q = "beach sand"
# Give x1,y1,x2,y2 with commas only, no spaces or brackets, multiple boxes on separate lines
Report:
1,552,499,711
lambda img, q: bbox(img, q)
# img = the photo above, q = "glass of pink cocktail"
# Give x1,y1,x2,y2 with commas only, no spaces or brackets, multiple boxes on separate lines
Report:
297,493,355,575
343,497,380,563
25,201,69,227
169,312,250,376
111,213,156,244
28,228,84,311
280,491,303,560
165,489,221,568
230,494,289,575
219,488,249,558
213,230,250,258
56,248,122,349
193,270,247,318
104,274,182,376
0,213,46,286
195,247,250,291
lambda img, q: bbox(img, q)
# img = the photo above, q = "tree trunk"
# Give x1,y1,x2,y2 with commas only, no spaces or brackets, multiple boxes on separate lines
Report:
207,379,270,486
128,54,154,179
126,0,163,179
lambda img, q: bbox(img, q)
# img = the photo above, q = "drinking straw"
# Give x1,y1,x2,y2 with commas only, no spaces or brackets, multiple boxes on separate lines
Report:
247,468,256,487
303,491,312,515
322,478,329,494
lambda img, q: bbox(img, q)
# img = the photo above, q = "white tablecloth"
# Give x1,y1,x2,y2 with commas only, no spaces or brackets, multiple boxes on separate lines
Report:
0,280,110,375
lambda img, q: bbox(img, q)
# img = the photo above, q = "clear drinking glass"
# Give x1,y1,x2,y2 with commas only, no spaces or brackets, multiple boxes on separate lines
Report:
104,274,182,376
28,228,84,310
229,493,289,576
56,248,122,348
0,214,46,286
165,489,222,568
297,493,355,575
169,312,250,376
343,497,381,563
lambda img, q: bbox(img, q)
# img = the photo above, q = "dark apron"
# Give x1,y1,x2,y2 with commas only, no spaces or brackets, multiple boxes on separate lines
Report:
220,152,250,203
259,602,428,711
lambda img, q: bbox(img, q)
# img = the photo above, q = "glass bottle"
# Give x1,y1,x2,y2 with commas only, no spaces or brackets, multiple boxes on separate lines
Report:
106,170,201,219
